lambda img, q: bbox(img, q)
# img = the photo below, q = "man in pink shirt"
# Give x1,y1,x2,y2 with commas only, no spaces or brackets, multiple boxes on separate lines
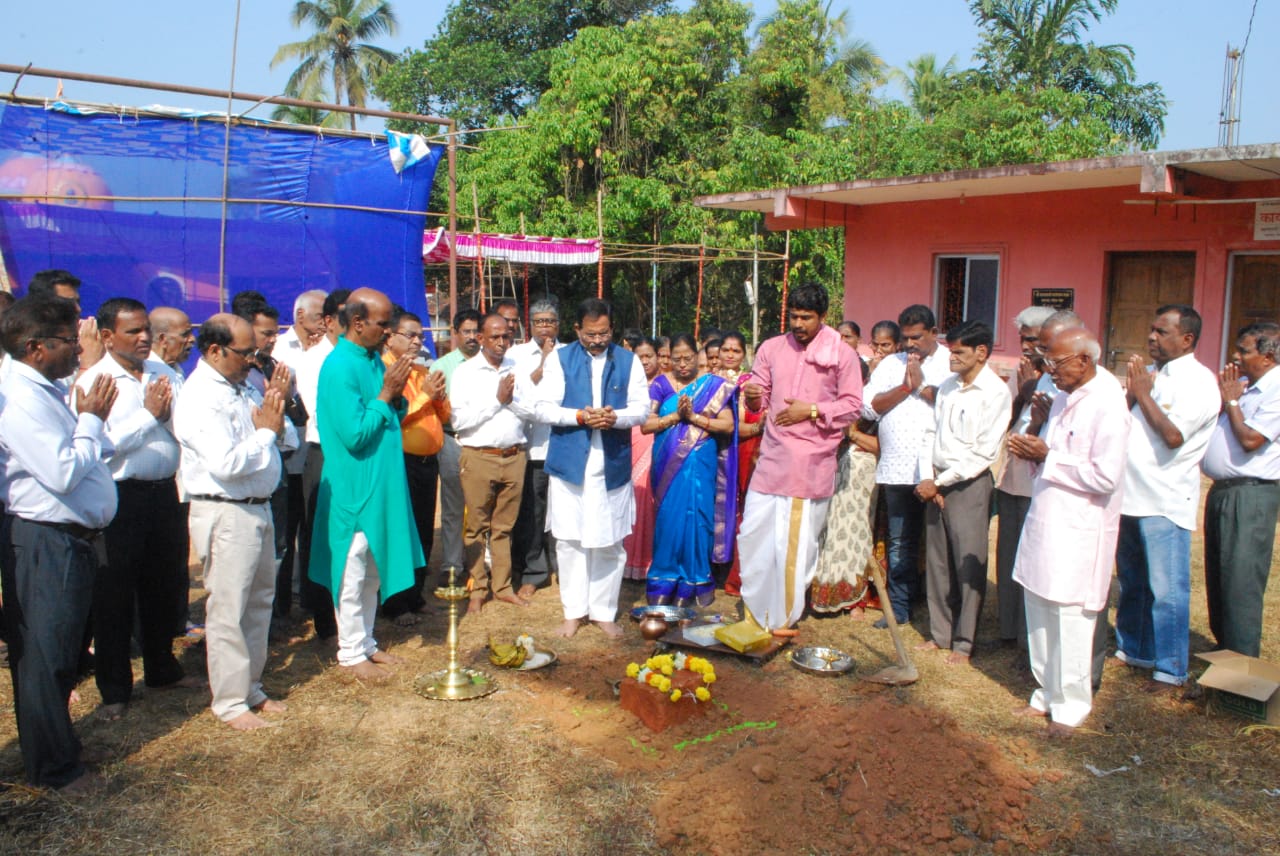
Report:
1008,328,1130,737
739,284,863,632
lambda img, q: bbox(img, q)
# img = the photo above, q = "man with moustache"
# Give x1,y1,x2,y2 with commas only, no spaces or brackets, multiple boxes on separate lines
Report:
174,314,295,730
451,312,536,612
530,298,649,638
76,298,200,721
738,283,862,633
0,296,118,789
148,306,196,395
308,289,422,683
433,309,483,580
863,304,952,629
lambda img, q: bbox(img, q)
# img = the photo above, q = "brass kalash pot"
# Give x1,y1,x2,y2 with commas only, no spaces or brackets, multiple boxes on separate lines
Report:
415,565,496,700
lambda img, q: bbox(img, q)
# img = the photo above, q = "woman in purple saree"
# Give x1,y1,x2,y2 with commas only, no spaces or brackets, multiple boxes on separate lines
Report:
641,334,738,607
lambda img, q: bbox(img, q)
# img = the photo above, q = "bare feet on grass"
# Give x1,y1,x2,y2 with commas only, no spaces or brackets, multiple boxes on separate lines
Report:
593,620,624,639
1045,721,1076,739
225,711,276,731
253,698,288,714
555,618,583,638
369,649,403,666
945,651,971,666
342,660,390,684
467,596,486,617
915,641,942,652
1013,705,1047,718
517,584,537,600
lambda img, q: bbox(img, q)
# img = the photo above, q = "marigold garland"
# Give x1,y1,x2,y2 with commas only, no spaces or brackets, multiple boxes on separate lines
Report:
623,652,716,703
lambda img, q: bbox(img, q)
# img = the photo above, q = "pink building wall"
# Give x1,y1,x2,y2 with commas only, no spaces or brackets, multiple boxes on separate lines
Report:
838,182,1280,371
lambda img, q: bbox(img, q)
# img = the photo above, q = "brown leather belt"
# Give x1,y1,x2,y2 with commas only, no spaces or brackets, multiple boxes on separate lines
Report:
470,445,524,458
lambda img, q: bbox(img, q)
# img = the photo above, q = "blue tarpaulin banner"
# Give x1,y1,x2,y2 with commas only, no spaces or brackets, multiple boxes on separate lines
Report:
0,101,442,352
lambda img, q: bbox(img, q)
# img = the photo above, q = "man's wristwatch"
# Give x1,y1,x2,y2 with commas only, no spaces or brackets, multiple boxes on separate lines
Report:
1226,399,1239,408
809,404,819,422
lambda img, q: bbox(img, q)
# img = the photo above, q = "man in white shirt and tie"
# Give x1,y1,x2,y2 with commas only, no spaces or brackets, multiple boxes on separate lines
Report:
174,314,296,731
77,298,203,721
0,296,118,791
450,312,536,614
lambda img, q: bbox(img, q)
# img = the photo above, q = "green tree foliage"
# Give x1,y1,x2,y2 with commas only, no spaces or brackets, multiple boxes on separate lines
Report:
271,0,399,131
374,0,670,130
378,0,1163,334
969,0,1166,147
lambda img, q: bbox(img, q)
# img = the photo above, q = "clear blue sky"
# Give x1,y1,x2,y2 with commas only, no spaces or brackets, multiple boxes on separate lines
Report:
0,0,1275,152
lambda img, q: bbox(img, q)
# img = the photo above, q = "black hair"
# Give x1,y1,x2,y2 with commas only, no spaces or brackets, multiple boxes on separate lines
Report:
1156,303,1202,347
838,320,861,337
787,283,829,316
323,289,352,319
452,308,482,331
1240,322,1280,359
493,298,519,314
576,298,613,326
721,331,747,351
26,269,81,300
338,298,370,329
480,311,510,331
392,308,422,328
1,297,79,358
898,304,936,330
96,297,148,332
232,291,279,323
703,337,723,352
871,320,901,343
196,316,235,355
634,336,659,354
945,319,994,352
622,329,644,350
669,332,698,354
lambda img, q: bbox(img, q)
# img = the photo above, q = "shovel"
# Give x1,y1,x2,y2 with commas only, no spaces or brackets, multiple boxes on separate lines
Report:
861,561,919,686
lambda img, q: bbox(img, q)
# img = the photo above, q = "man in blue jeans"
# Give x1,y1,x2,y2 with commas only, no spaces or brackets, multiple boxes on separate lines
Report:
863,305,952,627
1114,305,1218,689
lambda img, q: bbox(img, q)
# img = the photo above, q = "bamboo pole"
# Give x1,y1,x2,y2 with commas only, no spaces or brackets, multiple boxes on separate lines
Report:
780,230,791,333
694,242,706,342
596,186,604,299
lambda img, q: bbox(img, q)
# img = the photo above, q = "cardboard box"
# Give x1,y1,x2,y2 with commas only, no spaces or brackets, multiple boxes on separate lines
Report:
1196,650,1280,725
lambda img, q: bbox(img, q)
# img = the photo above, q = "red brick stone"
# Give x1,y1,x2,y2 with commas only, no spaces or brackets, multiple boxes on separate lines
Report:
619,670,708,733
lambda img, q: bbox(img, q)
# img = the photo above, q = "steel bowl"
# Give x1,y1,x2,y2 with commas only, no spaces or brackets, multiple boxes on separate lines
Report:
629,605,698,624
789,646,855,676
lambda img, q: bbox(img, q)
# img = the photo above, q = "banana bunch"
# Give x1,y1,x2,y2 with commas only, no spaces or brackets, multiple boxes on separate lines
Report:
488,635,535,668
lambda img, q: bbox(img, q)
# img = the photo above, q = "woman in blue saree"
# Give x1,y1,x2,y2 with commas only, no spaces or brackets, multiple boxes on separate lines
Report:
641,334,738,607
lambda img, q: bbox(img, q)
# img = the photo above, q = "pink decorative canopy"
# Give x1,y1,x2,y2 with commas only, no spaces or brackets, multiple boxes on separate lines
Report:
422,226,601,266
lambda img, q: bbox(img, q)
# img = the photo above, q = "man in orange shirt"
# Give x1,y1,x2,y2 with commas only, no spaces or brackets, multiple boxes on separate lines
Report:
380,308,450,625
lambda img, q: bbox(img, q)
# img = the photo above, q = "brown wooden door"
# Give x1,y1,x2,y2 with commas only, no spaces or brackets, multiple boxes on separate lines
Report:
1105,252,1195,379
1227,255,1280,347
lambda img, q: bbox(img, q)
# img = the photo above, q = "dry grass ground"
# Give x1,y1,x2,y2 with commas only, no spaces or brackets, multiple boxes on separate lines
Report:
0,486,1276,854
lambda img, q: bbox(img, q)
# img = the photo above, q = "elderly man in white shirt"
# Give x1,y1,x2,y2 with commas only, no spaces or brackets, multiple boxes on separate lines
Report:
915,320,1012,665
147,306,195,396
508,297,564,599
77,298,202,721
451,312,537,613
863,304,952,628
174,314,296,731
1114,304,1220,689
0,296,118,791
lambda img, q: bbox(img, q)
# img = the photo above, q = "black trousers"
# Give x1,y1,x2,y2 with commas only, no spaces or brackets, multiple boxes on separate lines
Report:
273,472,306,618
2,515,97,788
300,443,337,638
94,478,187,706
511,459,554,589
382,453,439,617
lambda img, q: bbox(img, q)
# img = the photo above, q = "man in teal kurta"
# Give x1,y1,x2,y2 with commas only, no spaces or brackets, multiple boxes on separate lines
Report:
308,288,423,682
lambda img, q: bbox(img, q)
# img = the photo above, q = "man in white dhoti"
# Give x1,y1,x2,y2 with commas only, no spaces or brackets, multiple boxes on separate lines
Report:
739,284,863,633
531,298,648,638
1008,328,1130,737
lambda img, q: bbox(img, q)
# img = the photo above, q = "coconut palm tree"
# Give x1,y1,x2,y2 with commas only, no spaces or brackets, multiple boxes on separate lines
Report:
969,0,1165,146
893,53,958,122
271,0,399,131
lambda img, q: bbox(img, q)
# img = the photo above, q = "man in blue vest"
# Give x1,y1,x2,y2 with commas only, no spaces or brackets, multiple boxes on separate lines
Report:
529,298,649,638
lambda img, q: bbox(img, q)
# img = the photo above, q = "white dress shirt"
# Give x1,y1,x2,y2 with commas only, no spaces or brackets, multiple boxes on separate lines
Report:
1121,352,1220,530
532,346,650,548
1202,364,1280,481
920,364,1012,487
274,327,307,371
864,345,953,485
76,355,180,481
173,360,295,501
0,361,118,527
998,371,1060,496
450,352,535,448
295,336,334,445
509,338,564,461
148,351,186,399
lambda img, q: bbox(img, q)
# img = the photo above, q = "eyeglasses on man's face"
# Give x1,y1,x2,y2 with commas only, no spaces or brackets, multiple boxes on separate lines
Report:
393,330,424,342
1043,352,1084,372
223,344,257,359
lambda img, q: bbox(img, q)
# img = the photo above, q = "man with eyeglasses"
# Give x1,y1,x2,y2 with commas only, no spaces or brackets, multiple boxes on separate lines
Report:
508,297,563,600
379,308,449,625
530,299,652,638
308,289,423,684
1201,322,1280,658
1114,305,1219,694
0,296,118,791
1007,328,1129,737
174,313,297,730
